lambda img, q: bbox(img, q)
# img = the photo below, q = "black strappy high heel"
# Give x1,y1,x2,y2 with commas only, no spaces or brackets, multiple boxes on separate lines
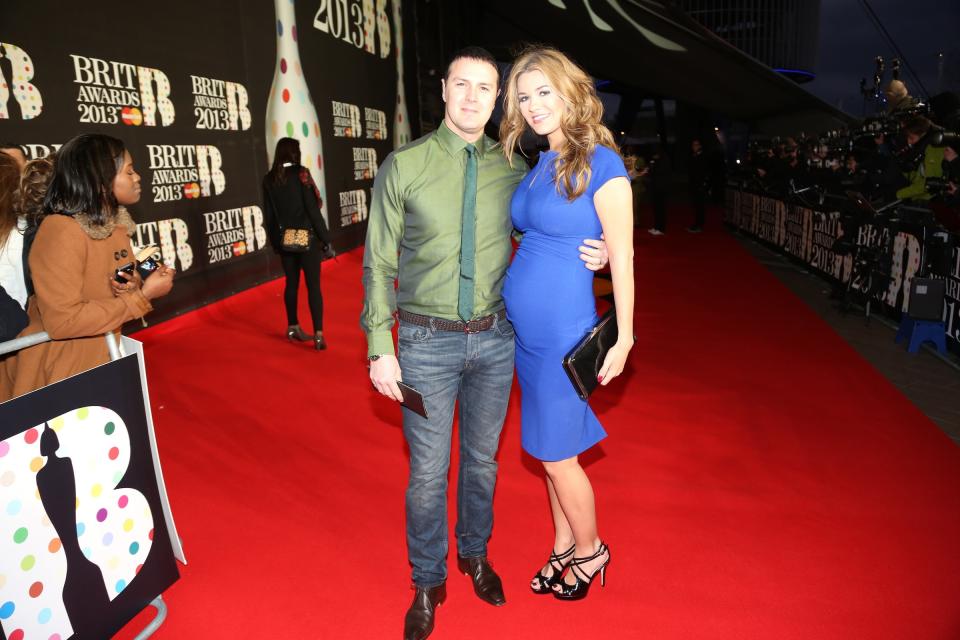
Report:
530,544,575,594
552,542,609,601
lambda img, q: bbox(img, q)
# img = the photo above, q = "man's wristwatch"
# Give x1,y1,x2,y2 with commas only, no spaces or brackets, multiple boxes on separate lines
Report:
368,354,383,361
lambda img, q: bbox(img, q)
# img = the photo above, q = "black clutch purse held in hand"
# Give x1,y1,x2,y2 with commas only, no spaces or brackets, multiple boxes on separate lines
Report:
562,308,619,400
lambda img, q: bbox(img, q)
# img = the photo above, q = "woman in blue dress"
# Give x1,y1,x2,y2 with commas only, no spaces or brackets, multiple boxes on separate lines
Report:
500,46,635,601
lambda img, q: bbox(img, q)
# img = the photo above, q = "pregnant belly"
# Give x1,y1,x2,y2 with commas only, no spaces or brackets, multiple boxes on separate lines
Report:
503,243,597,345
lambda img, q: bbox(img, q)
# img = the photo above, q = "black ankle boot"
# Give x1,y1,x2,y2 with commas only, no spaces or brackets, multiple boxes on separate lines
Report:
403,583,446,640
286,325,310,341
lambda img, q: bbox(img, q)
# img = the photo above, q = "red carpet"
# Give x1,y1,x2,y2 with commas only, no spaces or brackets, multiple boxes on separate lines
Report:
116,220,960,639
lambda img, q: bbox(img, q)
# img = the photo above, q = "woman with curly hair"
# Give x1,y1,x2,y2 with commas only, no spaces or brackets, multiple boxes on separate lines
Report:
0,153,26,304
500,46,634,601
0,153,28,340
17,153,57,300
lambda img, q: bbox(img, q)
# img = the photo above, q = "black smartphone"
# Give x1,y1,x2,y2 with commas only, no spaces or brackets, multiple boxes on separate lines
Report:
114,261,135,283
397,381,428,419
136,256,162,280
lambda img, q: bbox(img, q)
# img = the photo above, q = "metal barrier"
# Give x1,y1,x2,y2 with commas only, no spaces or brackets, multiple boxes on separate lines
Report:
0,330,50,357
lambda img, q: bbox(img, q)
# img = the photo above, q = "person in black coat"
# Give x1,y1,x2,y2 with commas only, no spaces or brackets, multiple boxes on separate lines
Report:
687,139,709,232
262,138,332,350
645,146,670,235
0,284,28,342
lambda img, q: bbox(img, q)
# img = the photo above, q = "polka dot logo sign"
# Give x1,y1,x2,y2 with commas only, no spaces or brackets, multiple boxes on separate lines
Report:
190,74,252,132
886,232,923,310
145,144,227,204
70,54,175,127
332,100,363,138
0,42,44,120
312,0,391,58
0,407,156,640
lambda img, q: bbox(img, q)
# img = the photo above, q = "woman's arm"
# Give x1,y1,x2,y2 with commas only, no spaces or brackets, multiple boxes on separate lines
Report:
593,175,634,384
262,180,283,251
299,168,331,244
30,217,151,339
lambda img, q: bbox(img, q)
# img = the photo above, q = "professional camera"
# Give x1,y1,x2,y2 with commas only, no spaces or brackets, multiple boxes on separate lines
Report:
925,176,952,197
927,129,960,152
853,117,899,141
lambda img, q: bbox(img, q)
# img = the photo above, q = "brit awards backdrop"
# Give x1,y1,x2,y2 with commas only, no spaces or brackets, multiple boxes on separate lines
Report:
0,0,417,323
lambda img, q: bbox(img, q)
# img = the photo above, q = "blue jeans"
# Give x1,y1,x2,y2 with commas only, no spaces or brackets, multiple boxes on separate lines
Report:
397,315,515,588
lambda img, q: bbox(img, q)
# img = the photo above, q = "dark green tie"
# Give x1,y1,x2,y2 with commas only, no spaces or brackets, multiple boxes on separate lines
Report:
458,143,478,321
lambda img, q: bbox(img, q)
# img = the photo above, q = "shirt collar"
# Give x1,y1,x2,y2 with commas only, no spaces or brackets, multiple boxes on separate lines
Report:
436,120,489,159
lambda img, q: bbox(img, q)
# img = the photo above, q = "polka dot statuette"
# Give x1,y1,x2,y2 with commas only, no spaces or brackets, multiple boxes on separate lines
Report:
0,43,43,120
266,0,327,226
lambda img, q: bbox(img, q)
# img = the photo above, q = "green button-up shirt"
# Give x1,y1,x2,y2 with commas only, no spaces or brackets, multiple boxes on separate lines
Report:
361,121,527,357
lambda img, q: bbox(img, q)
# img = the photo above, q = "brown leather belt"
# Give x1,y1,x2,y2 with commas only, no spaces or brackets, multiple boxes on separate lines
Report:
398,308,506,334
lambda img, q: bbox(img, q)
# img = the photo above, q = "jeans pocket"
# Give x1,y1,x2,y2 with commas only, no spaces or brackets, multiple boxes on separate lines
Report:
398,321,431,344
495,318,516,339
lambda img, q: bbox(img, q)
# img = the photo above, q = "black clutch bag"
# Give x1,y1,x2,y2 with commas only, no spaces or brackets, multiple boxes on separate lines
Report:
562,308,619,400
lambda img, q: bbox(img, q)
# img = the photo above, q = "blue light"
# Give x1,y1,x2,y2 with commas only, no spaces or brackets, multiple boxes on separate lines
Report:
774,68,816,79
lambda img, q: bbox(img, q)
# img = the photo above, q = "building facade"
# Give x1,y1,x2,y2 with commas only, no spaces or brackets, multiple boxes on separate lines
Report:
677,0,821,83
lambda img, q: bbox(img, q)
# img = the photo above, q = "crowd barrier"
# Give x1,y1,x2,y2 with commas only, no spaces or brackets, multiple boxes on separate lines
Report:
724,188,960,355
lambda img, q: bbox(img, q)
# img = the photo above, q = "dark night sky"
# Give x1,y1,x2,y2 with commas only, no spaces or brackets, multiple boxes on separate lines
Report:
806,0,960,116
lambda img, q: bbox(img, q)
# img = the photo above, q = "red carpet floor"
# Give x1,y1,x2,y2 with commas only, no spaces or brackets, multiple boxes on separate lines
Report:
116,221,960,639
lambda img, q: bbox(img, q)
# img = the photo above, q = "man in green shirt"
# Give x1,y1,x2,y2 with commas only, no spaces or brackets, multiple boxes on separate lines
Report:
361,47,606,640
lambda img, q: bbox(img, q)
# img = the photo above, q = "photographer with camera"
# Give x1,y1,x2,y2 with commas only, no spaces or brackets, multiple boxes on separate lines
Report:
894,116,944,202
924,139,960,214
839,152,869,193
885,79,918,114
779,138,808,193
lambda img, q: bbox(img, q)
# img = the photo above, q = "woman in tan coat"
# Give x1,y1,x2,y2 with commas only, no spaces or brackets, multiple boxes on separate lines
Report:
0,134,174,401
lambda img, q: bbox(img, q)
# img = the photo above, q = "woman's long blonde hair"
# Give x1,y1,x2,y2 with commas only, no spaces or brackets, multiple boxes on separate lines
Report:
500,46,619,201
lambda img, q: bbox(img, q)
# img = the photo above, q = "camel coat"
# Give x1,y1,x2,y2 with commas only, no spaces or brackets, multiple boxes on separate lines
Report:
0,208,152,401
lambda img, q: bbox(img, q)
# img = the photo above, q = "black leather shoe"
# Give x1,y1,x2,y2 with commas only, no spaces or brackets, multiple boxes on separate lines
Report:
403,583,446,640
286,325,310,342
457,556,506,606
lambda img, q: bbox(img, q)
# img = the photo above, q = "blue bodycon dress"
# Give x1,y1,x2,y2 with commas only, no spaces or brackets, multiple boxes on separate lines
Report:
502,145,628,461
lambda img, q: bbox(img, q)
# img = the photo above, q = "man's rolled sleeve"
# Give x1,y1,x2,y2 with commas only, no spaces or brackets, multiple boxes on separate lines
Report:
361,153,404,357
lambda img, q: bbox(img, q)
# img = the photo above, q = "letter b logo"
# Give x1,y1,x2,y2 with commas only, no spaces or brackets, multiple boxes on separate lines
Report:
0,43,43,120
